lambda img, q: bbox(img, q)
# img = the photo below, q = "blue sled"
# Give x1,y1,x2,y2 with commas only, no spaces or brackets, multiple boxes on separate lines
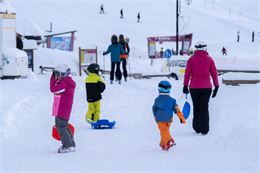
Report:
182,101,191,120
91,119,116,129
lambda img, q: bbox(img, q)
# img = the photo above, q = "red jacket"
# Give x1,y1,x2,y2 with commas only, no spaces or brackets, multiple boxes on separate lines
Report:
184,50,219,89
50,75,76,120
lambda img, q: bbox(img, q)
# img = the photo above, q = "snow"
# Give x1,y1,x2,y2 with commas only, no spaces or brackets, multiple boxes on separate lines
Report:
22,39,38,50
0,0,16,14
1,0,260,173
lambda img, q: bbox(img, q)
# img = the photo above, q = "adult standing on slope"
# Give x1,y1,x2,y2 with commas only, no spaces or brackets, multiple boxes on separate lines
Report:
103,35,125,84
119,34,130,82
183,41,219,135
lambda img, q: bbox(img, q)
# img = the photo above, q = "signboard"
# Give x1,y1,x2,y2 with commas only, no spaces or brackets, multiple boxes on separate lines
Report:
147,33,193,58
164,49,172,59
182,41,190,52
80,49,97,65
148,41,156,58
79,47,98,76
50,37,71,51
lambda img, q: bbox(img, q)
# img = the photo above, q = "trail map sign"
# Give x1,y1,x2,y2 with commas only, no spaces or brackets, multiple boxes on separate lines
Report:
79,47,98,76
45,30,76,51
50,37,71,51
147,33,193,58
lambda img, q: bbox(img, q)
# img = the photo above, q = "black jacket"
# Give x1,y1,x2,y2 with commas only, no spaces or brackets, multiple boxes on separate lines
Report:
85,73,106,102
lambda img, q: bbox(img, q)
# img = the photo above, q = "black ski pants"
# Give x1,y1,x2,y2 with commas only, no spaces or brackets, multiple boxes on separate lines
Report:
110,62,122,81
190,88,212,134
121,58,128,80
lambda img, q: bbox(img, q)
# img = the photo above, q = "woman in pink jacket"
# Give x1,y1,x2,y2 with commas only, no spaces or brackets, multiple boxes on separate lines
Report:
183,41,219,135
50,64,76,153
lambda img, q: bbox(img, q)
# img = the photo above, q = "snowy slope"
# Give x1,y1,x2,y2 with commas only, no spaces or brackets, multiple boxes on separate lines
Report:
1,0,260,173
0,73,259,173
11,0,260,74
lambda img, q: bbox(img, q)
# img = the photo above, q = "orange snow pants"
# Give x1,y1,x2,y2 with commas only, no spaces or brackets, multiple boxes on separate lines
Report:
157,122,172,147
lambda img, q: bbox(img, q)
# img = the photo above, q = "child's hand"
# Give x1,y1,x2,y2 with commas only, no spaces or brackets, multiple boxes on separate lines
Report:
55,76,62,83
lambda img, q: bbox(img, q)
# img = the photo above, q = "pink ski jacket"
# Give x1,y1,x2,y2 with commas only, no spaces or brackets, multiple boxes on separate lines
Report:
184,50,219,89
50,75,76,120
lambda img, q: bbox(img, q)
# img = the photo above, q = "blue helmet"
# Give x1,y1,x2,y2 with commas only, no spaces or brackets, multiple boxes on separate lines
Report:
158,80,171,93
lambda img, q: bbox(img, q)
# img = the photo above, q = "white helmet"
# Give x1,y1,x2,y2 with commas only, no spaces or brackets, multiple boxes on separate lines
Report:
125,37,130,43
194,41,207,50
54,64,71,78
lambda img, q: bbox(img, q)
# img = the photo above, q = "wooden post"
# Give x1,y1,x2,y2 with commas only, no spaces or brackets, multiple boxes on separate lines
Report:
79,47,81,76
46,36,51,48
70,32,75,51
96,46,98,64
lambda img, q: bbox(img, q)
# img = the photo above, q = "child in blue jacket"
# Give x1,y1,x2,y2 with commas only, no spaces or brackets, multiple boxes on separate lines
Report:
152,80,186,151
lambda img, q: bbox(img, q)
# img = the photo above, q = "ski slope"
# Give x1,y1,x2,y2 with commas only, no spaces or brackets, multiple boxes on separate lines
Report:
1,0,260,173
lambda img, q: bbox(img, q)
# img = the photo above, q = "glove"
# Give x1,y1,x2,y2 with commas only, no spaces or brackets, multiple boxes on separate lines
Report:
102,52,106,56
180,118,185,124
183,86,189,94
212,86,219,98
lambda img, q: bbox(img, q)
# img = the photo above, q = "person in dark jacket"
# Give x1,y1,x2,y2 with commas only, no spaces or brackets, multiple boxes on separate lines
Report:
100,4,104,14
237,31,240,42
221,46,227,55
103,34,125,84
119,34,130,82
153,80,186,151
137,12,140,23
16,33,23,50
120,8,124,18
183,41,219,135
85,63,106,123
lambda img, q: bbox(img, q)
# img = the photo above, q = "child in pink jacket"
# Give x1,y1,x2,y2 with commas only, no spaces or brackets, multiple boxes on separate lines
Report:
50,64,76,153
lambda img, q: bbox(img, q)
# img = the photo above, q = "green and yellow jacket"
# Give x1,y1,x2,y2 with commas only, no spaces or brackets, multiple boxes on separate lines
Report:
85,73,106,102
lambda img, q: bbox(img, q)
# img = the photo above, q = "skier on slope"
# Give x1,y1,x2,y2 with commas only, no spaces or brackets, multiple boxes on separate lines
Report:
137,12,140,23
100,4,104,14
221,46,227,55
153,80,186,151
120,8,124,18
50,64,76,153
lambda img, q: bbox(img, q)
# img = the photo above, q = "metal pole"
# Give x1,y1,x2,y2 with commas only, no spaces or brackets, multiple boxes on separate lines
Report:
176,0,179,55
128,57,131,80
103,55,105,75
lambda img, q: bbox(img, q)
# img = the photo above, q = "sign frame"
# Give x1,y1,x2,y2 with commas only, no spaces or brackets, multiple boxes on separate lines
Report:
78,47,98,76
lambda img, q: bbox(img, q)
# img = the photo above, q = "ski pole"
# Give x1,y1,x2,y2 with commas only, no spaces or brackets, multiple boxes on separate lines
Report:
128,57,131,80
103,55,105,74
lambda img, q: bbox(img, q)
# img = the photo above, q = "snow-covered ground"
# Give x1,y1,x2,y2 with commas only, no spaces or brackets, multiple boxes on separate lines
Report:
1,0,260,173
0,72,259,173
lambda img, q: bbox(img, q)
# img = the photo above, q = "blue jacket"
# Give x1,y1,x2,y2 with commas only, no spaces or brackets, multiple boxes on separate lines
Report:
103,43,125,62
152,94,177,122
